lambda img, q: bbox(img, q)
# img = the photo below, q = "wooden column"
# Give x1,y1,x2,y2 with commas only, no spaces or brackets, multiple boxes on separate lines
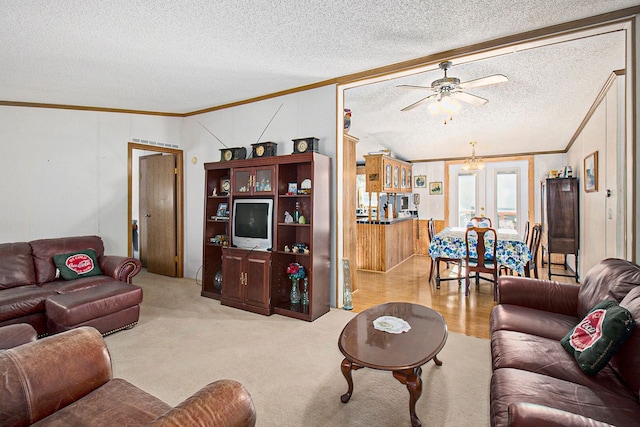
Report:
343,134,359,291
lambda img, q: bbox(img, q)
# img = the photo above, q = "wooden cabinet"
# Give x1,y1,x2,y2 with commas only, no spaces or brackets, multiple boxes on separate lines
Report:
201,167,231,300
541,177,579,281
221,248,271,315
231,165,276,195
202,153,331,321
364,154,412,193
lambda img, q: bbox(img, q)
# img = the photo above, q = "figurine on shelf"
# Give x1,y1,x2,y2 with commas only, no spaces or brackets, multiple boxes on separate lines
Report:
284,211,294,224
284,245,291,252
303,248,310,254
211,188,217,196
292,246,299,253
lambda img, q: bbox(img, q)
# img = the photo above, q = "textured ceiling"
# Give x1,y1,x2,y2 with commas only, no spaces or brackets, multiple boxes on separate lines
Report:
1,1,638,160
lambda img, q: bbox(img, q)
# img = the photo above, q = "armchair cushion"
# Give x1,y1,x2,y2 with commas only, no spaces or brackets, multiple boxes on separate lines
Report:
561,299,635,375
53,249,104,280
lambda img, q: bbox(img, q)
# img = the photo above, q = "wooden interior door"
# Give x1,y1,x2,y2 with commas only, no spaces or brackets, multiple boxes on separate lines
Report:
140,153,177,277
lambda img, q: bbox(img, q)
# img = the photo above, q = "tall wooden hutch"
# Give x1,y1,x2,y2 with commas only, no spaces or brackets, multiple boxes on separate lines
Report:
541,177,579,281
202,153,331,321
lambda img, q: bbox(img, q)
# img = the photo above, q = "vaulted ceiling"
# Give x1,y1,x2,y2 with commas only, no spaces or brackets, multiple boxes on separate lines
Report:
1,1,638,160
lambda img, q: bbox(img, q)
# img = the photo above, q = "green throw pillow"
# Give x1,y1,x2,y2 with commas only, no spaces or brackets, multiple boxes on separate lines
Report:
52,249,104,280
561,300,635,376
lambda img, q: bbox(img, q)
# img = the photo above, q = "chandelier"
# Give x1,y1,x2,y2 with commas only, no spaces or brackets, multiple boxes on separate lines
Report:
427,88,461,125
462,141,485,171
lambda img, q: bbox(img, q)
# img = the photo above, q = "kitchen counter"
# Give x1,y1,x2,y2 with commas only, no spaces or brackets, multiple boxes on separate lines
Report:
356,217,416,272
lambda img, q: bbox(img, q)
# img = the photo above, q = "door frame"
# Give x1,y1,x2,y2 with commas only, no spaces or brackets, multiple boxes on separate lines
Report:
128,142,184,277
444,156,534,229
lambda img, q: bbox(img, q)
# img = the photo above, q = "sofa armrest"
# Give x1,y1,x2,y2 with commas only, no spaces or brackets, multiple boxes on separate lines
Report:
497,276,579,316
0,327,111,426
148,379,256,427
508,402,613,427
99,255,142,284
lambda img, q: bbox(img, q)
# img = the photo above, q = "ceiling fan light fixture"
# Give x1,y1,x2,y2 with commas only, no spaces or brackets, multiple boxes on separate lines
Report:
427,101,440,115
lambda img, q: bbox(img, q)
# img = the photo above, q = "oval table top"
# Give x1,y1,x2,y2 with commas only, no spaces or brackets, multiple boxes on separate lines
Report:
338,302,448,371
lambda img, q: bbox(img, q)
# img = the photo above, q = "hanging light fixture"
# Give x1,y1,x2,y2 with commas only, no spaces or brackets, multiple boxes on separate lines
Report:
427,88,461,124
462,141,485,171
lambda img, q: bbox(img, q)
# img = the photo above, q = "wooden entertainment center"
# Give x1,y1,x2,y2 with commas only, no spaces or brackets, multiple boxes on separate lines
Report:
202,152,331,321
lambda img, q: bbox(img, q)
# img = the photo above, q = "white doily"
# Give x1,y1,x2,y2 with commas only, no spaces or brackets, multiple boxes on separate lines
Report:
373,316,411,334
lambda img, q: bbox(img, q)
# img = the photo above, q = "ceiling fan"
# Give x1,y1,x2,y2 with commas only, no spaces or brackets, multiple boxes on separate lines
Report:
398,61,508,112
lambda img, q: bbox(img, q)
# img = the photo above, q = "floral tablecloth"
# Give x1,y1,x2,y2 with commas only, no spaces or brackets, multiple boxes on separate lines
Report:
428,227,532,275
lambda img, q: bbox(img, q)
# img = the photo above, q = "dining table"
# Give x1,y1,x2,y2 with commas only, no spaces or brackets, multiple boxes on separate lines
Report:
428,227,532,281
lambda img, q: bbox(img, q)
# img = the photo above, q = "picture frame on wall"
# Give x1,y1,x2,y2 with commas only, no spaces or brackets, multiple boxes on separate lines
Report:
429,181,443,195
584,151,598,192
414,175,426,188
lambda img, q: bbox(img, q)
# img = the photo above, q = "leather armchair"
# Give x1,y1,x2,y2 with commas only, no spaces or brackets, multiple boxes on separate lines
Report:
0,327,256,427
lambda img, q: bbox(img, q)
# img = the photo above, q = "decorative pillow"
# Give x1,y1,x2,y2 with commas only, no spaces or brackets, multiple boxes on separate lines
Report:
561,299,635,376
52,249,104,280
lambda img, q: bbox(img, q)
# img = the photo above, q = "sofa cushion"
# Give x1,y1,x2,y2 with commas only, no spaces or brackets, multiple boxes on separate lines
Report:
0,242,36,289
577,258,640,318
561,299,635,376
611,285,640,396
492,330,634,398
53,249,104,280
490,304,578,340
0,285,56,322
30,378,171,426
40,275,114,293
490,367,640,427
30,236,105,285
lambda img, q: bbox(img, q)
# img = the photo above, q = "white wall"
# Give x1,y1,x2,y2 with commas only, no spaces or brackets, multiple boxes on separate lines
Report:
409,161,446,220
0,106,182,255
181,86,337,299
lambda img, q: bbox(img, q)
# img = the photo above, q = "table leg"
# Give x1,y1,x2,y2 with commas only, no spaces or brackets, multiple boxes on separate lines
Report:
340,358,363,403
435,261,441,289
393,367,423,427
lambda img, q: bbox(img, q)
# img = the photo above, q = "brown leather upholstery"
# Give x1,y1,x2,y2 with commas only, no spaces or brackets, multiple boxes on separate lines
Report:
0,236,142,336
0,327,257,427
490,258,640,426
0,324,38,349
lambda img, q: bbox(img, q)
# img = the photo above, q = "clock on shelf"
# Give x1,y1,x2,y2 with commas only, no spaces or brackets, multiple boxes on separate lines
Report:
220,177,230,195
292,137,319,154
219,147,247,162
251,141,278,158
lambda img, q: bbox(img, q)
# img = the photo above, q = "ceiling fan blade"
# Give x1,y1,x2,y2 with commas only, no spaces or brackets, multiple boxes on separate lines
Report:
453,91,488,106
400,94,438,111
396,84,433,90
458,74,508,89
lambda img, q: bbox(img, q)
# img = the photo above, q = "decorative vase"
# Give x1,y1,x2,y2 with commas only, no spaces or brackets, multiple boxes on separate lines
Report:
290,278,301,304
301,278,309,306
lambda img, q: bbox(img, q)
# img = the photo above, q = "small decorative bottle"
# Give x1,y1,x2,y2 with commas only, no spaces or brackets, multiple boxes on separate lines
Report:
293,202,301,223
290,278,301,304
342,259,353,310
301,277,309,306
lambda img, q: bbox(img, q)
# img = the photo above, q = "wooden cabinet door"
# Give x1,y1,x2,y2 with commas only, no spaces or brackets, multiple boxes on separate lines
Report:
221,250,244,304
232,166,276,195
245,251,271,310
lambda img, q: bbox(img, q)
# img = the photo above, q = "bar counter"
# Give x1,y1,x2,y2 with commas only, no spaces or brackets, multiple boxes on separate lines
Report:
356,216,415,272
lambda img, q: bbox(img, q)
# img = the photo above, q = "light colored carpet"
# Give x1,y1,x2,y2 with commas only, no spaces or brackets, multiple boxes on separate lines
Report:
104,271,491,427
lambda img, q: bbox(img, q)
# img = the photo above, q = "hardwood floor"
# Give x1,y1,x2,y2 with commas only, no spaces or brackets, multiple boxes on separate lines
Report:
351,255,578,339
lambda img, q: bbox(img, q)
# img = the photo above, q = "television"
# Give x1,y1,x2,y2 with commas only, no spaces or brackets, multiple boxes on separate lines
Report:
231,198,274,251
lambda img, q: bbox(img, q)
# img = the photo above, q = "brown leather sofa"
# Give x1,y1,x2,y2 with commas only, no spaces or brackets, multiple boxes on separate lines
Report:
490,258,640,426
0,236,142,336
0,326,257,427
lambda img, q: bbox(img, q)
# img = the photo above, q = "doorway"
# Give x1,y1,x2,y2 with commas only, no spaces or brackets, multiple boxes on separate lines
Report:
127,142,184,277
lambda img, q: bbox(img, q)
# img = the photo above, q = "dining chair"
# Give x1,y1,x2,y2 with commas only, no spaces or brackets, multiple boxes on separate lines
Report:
470,216,492,227
427,218,461,289
522,221,530,247
524,223,542,278
464,226,498,301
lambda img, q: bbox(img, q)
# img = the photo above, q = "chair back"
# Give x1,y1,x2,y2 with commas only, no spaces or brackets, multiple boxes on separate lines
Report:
529,224,542,265
470,216,492,227
427,218,436,241
465,227,497,273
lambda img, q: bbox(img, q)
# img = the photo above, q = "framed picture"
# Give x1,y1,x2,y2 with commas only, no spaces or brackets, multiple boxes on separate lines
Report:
216,203,229,218
287,182,298,195
429,181,443,195
584,151,598,192
414,175,426,188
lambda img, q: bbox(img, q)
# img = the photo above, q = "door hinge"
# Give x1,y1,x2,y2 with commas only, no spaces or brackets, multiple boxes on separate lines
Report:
174,256,178,262
174,168,178,175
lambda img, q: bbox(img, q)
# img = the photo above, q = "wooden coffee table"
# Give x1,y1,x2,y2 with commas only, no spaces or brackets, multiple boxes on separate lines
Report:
338,302,448,427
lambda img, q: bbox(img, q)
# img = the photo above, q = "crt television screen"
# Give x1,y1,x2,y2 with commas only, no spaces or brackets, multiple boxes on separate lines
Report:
234,202,269,238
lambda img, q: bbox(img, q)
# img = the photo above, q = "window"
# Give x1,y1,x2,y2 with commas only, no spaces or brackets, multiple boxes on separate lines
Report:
457,173,476,226
495,170,518,230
